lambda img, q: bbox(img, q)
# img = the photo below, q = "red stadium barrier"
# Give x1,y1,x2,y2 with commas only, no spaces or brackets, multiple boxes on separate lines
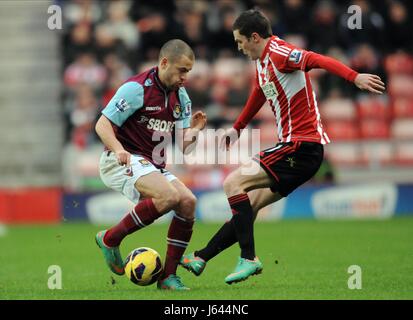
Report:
0,188,61,224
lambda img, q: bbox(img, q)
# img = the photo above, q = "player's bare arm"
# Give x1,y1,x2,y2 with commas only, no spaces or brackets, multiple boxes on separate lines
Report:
95,115,131,167
177,110,207,154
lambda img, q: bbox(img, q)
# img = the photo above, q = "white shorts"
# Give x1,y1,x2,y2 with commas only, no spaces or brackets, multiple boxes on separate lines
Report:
99,151,177,204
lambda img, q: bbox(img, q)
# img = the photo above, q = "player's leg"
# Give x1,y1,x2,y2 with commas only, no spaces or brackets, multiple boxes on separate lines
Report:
181,188,282,275
96,171,179,275
181,153,280,281
226,141,323,284
182,142,324,284
158,178,196,290
96,152,181,275
180,161,269,278
249,188,284,215
103,171,180,246
223,142,314,263
222,160,272,263
196,188,282,261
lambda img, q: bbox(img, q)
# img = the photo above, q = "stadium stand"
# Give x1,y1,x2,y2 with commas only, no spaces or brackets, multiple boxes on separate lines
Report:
57,0,413,191
0,1,62,188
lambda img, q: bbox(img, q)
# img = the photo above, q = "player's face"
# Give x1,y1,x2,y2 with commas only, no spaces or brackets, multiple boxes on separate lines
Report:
160,55,194,91
233,30,260,60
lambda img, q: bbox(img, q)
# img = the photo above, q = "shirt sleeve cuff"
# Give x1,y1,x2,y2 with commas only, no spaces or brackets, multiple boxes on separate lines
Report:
347,70,358,82
233,123,244,136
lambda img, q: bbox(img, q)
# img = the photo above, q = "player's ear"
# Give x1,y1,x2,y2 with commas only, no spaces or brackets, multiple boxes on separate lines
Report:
251,32,260,43
159,57,168,70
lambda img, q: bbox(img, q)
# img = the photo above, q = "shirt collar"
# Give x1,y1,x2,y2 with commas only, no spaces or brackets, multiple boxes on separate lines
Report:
152,67,169,92
260,35,276,62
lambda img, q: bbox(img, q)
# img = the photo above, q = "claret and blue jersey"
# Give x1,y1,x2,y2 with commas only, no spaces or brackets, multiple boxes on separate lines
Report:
102,67,192,168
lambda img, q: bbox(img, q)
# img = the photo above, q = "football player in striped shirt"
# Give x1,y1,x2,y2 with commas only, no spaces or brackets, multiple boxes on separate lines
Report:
180,9,385,284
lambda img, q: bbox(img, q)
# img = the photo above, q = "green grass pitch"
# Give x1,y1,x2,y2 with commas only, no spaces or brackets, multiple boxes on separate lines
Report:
1,217,412,300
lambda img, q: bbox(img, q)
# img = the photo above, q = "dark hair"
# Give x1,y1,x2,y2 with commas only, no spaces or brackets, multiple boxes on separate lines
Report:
159,39,195,62
232,9,273,39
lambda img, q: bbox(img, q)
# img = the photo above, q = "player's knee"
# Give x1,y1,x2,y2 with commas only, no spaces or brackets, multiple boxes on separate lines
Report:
250,196,258,212
223,172,243,194
223,174,235,193
179,193,197,217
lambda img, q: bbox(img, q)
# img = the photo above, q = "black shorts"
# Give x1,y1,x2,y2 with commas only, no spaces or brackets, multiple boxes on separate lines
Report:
253,141,324,197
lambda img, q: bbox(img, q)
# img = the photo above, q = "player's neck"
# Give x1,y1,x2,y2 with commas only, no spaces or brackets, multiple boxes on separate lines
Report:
258,37,272,61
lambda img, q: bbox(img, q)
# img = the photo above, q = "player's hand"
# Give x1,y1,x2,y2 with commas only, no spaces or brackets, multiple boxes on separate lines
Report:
219,127,240,151
191,111,207,130
354,74,385,94
115,149,131,167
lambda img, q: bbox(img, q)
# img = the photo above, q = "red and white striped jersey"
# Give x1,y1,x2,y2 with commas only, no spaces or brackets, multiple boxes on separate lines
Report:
256,35,331,144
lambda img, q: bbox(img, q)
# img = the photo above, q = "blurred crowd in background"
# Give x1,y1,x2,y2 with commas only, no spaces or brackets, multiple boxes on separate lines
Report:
58,0,413,191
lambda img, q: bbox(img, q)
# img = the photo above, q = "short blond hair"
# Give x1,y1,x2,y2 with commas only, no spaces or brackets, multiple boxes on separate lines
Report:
159,39,195,62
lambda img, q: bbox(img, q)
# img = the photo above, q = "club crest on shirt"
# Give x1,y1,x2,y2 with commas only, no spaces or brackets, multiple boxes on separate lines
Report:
173,103,182,119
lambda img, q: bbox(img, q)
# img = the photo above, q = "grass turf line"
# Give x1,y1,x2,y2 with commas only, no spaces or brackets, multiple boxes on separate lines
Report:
0,217,412,299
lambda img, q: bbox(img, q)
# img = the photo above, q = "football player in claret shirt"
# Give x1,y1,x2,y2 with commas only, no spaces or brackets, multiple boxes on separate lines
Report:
95,39,207,290
180,9,385,284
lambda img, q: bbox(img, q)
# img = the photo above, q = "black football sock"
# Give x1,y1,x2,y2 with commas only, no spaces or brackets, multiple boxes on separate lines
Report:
195,220,237,261
227,193,255,260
